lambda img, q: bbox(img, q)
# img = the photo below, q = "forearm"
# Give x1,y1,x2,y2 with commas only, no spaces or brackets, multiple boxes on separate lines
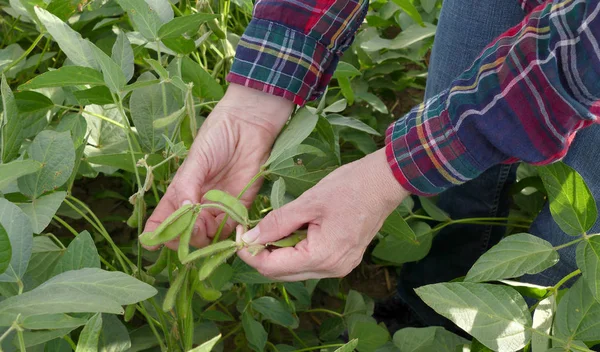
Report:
387,0,600,195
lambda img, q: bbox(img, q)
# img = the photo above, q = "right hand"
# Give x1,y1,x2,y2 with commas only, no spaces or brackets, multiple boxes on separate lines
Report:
143,84,294,250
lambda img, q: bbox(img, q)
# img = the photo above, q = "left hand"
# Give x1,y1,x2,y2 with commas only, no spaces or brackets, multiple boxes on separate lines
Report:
237,148,410,281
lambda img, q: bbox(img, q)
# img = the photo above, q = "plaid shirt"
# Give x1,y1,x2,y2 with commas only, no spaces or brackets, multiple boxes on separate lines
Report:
227,0,600,196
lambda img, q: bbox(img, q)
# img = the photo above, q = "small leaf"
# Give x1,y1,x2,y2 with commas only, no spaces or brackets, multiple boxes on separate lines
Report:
323,99,348,113
553,278,600,344
373,222,431,264
91,43,126,93
115,0,163,41
112,31,134,83
319,316,345,341
17,130,75,199
188,334,221,352
252,296,298,328
538,162,597,236
145,58,169,79
381,207,417,242
34,7,99,70
337,76,354,104
344,290,367,317
99,314,131,352
270,178,286,210
0,160,42,190
18,191,67,234
162,36,196,55
334,339,359,352
532,296,555,352
327,114,380,136
393,326,468,352
13,91,54,113
242,311,267,352
22,314,87,330
0,225,11,276
158,13,219,39
0,198,33,283
389,23,437,50
52,231,101,275
418,196,450,221
1,74,24,163
415,282,532,351
181,57,224,100
74,86,114,105
265,109,319,167
465,233,559,282
76,313,103,352
576,236,600,301
349,320,389,352
391,0,424,26
19,66,105,90
333,62,361,79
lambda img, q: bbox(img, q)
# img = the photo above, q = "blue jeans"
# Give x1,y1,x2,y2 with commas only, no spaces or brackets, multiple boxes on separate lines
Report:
396,0,600,328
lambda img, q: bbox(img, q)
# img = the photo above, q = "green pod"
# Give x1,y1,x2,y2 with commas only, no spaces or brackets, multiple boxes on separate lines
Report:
207,18,226,39
177,211,201,261
139,204,196,246
181,240,237,264
176,274,189,320
147,246,169,276
198,247,237,281
163,268,188,312
267,230,307,248
127,196,147,228
124,304,136,322
195,279,222,302
126,204,139,228
203,190,248,224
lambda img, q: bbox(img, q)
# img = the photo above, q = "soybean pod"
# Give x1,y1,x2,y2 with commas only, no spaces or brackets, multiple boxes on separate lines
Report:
177,210,201,261
207,18,226,39
194,279,222,301
267,230,307,247
139,204,196,247
180,240,238,264
163,267,188,312
198,247,237,281
203,190,248,224
146,246,169,276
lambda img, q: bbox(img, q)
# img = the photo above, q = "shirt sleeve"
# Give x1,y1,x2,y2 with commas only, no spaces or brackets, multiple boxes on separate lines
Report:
386,0,600,196
226,0,368,105
518,0,546,12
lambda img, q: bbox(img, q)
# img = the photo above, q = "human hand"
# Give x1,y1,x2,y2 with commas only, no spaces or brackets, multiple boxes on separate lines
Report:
237,148,410,281
143,84,294,250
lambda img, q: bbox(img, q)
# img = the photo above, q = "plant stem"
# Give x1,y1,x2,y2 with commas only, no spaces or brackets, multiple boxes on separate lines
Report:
1,32,44,75
302,308,343,318
218,323,241,344
0,325,16,345
46,233,66,249
552,269,581,292
63,335,77,350
16,328,25,352
52,215,78,237
290,343,345,352
288,328,308,348
55,105,127,129
554,238,584,250
138,303,167,351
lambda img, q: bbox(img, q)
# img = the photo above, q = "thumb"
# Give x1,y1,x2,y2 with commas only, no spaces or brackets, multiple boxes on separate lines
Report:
241,196,318,245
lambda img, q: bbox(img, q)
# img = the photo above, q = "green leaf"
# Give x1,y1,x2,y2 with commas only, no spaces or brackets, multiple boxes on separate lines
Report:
389,23,437,50
319,316,345,341
19,328,76,348
158,13,218,39
553,278,600,344
22,314,87,330
344,290,367,316
577,236,600,301
335,339,359,352
145,58,169,79
18,130,75,199
189,334,221,352
0,268,158,326
115,0,163,41
0,225,11,276
333,62,361,79
393,327,469,352
85,153,166,177
265,108,319,167
0,198,33,283
152,107,186,130
415,282,532,351
418,196,450,221
52,231,101,275
91,43,126,94
76,313,103,352
14,91,54,113
381,207,417,242
25,236,64,288
252,297,298,328
46,338,72,352
323,99,348,113
0,160,42,190
242,311,267,352
19,66,105,90
357,92,388,114
349,320,389,352
1,74,25,163
373,221,432,264
45,0,79,20
130,73,180,152
327,114,380,136
337,76,354,104
270,178,286,210
268,144,326,169
99,314,131,352
0,44,26,79
146,0,173,23
18,191,67,234
231,257,276,285
421,0,437,13
268,163,334,197
181,56,224,101
112,32,134,83
391,0,424,26
83,104,127,153
34,7,99,70
465,233,559,282
538,162,597,236
73,86,114,105
531,296,555,352
162,36,196,55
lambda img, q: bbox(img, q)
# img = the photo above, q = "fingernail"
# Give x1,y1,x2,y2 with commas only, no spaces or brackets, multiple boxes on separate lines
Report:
182,200,192,206
242,227,260,244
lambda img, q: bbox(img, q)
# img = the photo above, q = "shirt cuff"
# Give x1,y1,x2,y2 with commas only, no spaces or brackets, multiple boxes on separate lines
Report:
384,100,484,196
226,18,336,106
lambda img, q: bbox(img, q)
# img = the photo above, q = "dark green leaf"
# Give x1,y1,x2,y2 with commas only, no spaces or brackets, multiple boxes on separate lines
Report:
577,236,600,301
13,91,53,114
319,316,345,341
252,297,298,328
418,196,450,221
242,311,267,352
327,114,380,136
74,86,114,105
0,225,11,276
381,208,417,242
158,13,218,39
162,36,197,55
265,108,320,166
1,74,24,163
349,320,389,352
335,339,359,352
391,0,424,26
22,314,87,330
19,66,105,90
538,162,597,236
553,278,600,345
115,0,163,40
52,231,101,275
373,222,432,264
333,62,361,79
181,56,224,100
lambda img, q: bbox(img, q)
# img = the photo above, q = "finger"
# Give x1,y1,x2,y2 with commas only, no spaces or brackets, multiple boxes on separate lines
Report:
238,245,313,278
240,195,319,245
269,272,326,282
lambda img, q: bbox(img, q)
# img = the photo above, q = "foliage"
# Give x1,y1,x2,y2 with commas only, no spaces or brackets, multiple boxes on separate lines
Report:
0,0,598,351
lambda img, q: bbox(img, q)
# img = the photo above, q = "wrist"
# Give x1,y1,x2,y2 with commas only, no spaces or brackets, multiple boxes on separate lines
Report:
217,84,295,137
367,148,411,208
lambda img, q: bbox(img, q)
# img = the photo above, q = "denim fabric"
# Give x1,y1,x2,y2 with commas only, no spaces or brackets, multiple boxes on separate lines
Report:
396,0,600,328
396,0,525,329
